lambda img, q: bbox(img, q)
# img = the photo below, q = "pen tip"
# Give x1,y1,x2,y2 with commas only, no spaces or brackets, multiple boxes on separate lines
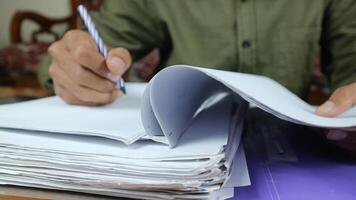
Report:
121,86,127,95
116,79,126,95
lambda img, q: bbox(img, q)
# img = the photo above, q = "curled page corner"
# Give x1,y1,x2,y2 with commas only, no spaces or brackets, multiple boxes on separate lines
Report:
140,65,356,147
140,82,164,137
140,66,232,148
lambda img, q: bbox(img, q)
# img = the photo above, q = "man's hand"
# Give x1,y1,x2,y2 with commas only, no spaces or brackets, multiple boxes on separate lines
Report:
316,82,356,117
48,30,132,106
316,82,356,155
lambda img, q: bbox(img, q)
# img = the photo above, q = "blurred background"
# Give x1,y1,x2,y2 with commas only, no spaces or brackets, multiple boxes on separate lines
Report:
0,0,70,48
0,0,104,104
0,0,328,105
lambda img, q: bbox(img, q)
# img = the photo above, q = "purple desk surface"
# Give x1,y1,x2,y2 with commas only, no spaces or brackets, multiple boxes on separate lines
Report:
230,109,356,200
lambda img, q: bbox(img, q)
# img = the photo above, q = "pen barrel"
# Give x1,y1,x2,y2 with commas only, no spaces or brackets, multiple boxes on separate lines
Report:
77,5,108,58
77,5,126,93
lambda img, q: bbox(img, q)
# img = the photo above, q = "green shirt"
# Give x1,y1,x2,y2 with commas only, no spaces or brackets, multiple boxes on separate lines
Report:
39,0,356,98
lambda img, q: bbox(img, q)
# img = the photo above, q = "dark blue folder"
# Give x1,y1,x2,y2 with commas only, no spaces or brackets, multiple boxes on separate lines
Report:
231,109,356,200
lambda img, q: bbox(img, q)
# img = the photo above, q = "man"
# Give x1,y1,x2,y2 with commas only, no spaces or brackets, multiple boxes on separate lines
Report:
43,1,355,151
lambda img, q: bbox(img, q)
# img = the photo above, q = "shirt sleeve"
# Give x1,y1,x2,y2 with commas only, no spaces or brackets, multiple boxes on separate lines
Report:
321,0,356,91
90,0,166,61
37,54,54,94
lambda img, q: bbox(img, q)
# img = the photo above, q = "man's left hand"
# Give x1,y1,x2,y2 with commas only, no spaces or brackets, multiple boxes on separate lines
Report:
316,82,356,155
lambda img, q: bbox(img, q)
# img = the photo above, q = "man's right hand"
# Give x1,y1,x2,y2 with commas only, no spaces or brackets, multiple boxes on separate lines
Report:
48,30,132,106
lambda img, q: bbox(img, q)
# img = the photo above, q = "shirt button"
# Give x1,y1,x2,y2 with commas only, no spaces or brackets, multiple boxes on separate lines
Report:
242,40,252,49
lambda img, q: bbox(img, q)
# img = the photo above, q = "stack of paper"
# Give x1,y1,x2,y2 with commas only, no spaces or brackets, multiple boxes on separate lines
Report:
1,64,353,199
0,83,250,199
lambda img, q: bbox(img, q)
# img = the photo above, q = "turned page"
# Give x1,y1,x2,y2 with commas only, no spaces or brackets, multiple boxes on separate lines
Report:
154,66,356,129
141,66,234,147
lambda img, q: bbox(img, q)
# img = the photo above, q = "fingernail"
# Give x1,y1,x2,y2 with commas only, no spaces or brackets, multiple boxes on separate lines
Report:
319,101,335,113
113,89,123,99
106,73,120,82
109,57,126,73
326,130,348,141
117,90,124,98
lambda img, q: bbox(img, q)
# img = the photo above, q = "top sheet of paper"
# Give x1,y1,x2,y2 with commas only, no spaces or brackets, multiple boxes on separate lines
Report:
0,83,146,144
154,66,356,128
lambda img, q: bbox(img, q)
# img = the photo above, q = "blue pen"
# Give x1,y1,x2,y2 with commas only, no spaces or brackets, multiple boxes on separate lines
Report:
77,5,126,94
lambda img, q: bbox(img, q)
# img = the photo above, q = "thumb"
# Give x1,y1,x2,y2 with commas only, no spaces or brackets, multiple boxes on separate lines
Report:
316,83,356,117
106,47,132,81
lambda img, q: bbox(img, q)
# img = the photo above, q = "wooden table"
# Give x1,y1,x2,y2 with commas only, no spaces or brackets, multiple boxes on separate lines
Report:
0,74,49,98
0,73,49,105
0,186,130,200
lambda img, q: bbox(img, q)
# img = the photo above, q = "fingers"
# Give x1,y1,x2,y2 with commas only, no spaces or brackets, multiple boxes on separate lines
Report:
54,82,98,107
325,130,349,141
324,129,356,155
63,30,132,81
50,62,122,105
61,30,113,79
48,30,132,106
106,48,132,80
316,83,356,117
71,44,110,79
49,30,131,106
49,41,115,93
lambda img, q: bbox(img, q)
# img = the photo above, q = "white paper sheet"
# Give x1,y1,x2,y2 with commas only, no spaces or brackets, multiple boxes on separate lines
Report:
154,66,356,129
142,67,231,147
0,83,146,144
0,65,346,149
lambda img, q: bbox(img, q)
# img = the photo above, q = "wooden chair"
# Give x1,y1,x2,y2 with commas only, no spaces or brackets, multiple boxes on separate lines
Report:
10,0,103,44
0,0,104,98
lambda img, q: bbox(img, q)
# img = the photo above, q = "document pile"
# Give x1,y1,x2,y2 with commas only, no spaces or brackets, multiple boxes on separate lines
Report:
0,83,249,199
0,65,355,199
